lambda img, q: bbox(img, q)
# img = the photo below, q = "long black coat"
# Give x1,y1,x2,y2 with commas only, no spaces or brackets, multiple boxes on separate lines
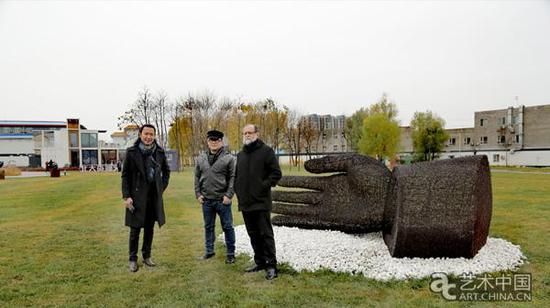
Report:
121,140,170,228
235,139,282,212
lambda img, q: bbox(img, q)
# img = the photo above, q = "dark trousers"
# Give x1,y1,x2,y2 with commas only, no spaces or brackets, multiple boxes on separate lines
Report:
242,210,277,268
202,199,236,256
129,225,154,261
129,189,157,261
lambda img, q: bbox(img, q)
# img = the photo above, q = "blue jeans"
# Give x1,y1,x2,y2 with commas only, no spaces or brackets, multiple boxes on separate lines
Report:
202,199,235,256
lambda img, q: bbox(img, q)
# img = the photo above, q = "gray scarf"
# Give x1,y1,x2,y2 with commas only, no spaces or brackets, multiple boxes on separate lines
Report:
138,141,158,183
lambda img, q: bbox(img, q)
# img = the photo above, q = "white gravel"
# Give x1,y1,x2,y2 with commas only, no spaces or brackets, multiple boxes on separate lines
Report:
219,225,526,281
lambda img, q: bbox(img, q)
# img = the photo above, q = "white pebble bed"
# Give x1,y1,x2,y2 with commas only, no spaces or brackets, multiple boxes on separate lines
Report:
218,225,526,281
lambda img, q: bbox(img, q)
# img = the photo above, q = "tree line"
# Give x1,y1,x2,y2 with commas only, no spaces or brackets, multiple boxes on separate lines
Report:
118,88,319,167
345,93,450,163
118,88,450,168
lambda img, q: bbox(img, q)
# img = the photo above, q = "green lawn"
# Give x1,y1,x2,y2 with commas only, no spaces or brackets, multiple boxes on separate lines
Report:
491,166,550,173
0,170,548,307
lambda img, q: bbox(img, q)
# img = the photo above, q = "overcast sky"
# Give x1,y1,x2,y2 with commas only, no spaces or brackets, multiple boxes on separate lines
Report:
1,0,549,139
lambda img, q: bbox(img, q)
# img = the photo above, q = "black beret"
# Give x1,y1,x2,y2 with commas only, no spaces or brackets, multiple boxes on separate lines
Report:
207,130,224,139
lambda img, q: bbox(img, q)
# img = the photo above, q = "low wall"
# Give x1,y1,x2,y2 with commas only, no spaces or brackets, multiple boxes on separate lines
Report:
0,155,29,167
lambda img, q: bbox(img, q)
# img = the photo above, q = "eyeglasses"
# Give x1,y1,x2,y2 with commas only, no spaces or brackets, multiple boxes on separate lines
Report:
208,138,221,142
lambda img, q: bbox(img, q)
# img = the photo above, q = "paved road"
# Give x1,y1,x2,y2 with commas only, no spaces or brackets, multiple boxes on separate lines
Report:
5,171,51,179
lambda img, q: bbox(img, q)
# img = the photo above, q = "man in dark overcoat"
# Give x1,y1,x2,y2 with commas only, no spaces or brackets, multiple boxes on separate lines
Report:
121,124,170,272
235,124,282,280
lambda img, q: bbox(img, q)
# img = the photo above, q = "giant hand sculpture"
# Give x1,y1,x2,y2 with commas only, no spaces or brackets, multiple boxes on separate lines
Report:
272,154,492,258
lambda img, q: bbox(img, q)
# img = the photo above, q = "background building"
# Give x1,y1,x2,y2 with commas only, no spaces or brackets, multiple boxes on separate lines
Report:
399,104,550,166
109,124,140,163
302,114,347,153
0,119,114,169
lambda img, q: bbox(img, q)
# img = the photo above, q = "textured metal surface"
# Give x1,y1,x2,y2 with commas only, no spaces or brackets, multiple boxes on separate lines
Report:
272,154,392,233
272,154,492,258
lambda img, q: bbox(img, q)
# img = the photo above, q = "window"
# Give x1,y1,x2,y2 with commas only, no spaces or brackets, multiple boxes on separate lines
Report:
341,145,346,151
493,154,500,163
498,135,506,144
333,145,338,151
515,134,520,143
101,150,117,164
464,137,471,145
501,117,506,125
69,131,79,148
448,138,456,146
480,119,485,127
81,133,98,148
70,149,80,167
82,150,98,165
480,136,488,144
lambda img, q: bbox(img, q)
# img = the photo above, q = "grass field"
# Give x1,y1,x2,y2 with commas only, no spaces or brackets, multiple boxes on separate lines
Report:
490,166,550,173
0,169,548,307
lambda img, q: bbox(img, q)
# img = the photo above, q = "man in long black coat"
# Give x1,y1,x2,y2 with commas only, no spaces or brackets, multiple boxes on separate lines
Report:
235,124,282,280
121,124,170,272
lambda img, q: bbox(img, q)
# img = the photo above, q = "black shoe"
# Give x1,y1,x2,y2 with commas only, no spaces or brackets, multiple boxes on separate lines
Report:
265,267,278,280
201,253,215,260
143,258,156,267
225,255,235,264
244,264,265,273
129,261,138,272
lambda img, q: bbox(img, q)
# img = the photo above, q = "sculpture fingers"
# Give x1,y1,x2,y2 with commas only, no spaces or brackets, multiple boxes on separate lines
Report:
272,215,337,230
272,191,321,204
272,214,370,233
272,202,317,216
304,155,351,173
278,176,326,191
305,154,383,174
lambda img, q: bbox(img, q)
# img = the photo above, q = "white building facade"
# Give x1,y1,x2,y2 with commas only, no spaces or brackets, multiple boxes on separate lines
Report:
0,119,116,169
399,104,550,167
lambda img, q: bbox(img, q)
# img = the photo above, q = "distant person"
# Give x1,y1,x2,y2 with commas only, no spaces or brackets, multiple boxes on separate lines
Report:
46,159,54,171
234,124,282,280
194,130,236,264
121,124,170,272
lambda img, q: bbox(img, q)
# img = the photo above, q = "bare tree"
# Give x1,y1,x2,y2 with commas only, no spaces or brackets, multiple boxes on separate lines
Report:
300,117,318,159
162,91,293,165
151,90,169,148
118,86,153,128
167,99,184,171
211,97,234,133
284,109,303,167
263,98,286,153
